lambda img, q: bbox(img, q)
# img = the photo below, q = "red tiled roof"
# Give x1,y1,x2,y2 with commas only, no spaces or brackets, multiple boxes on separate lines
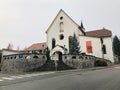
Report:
25,42,47,50
86,28,112,37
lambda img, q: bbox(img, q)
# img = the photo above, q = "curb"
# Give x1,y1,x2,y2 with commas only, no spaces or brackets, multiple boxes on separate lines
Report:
56,66,111,73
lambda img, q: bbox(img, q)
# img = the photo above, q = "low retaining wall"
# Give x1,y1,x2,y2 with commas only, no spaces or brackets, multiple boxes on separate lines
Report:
62,54,95,69
1,53,112,73
1,54,47,73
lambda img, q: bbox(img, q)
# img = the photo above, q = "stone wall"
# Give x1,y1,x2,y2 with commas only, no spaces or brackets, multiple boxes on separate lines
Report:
62,54,95,69
1,53,47,73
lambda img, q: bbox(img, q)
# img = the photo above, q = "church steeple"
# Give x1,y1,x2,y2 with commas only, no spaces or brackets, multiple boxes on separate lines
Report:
81,21,85,29
80,21,85,31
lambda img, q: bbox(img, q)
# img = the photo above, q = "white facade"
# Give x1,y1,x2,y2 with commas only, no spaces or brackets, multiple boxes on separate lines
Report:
46,9,114,63
2,50,19,56
79,36,114,62
79,36,102,57
0,49,20,63
46,10,84,53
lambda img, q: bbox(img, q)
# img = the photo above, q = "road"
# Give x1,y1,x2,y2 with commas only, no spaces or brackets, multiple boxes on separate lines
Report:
0,66,120,90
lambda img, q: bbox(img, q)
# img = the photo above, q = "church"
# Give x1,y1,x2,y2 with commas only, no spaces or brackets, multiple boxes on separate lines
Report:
0,9,115,72
46,9,114,63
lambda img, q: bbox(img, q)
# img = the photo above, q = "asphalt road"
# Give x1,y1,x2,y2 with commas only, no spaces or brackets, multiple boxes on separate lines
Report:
0,66,120,90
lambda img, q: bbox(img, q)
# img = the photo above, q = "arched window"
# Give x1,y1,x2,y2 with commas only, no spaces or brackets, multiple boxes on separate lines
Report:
60,22,64,32
52,38,56,49
102,45,107,54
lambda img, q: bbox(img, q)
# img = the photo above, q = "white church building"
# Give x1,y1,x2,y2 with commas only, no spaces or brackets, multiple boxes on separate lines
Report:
46,9,114,63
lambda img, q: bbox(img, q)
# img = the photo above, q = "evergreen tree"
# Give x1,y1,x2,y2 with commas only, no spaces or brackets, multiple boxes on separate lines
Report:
113,35,120,57
45,47,51,60
69,33,81,54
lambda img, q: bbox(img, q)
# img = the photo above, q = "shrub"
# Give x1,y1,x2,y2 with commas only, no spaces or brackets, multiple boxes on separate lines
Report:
94,60,107,66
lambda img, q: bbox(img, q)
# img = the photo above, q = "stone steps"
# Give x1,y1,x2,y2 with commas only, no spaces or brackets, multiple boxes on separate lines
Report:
57,60,74,70
37,60,74,71
38,60,55,71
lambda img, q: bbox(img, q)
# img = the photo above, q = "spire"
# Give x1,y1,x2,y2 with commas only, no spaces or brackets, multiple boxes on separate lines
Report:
80,21,85,30
81,21,83,28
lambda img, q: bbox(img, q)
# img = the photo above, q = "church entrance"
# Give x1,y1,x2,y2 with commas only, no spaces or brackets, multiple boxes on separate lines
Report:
58,52,62,61
54,51,62,61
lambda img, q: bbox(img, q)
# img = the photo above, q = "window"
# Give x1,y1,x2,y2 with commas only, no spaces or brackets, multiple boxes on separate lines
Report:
60,16,63,20
102,45,107,54
60,22,64,32
52,38,56,49
59,34,64,40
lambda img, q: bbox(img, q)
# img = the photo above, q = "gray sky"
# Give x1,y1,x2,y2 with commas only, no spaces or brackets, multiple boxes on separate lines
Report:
0,0,120,49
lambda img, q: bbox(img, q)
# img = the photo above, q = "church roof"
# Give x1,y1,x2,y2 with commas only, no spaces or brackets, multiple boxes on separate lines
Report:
85,28,112,37
25,42,46,50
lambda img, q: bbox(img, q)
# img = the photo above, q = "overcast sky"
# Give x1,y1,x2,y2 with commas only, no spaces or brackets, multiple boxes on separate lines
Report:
0,0,120,49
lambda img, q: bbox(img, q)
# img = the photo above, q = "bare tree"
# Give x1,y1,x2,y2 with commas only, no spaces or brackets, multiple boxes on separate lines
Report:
16,46,20,51
6,43,13,50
